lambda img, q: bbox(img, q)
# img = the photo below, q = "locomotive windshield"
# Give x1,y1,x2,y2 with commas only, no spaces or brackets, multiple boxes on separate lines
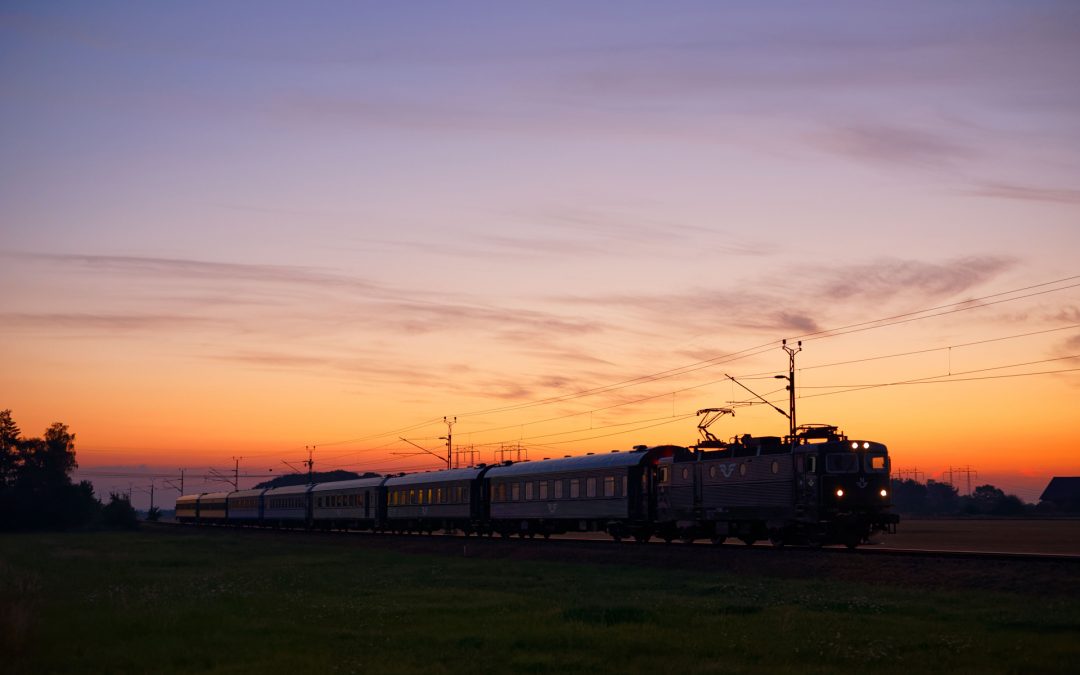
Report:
865,453,889,473
825,453,859,473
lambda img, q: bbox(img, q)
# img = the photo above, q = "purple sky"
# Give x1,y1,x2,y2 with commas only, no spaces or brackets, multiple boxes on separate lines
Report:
2,2,1079,507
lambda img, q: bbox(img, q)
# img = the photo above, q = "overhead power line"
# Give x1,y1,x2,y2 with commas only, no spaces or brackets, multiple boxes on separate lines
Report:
308,272,1080,448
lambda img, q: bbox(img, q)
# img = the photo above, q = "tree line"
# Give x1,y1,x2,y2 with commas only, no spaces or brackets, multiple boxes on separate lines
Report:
0,409,137,530
889,478,1028,516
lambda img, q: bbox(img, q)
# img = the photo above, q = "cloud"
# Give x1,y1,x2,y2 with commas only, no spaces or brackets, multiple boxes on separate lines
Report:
554,255,1016,343
819,256,1015,302
813,123,976,169
964,183,1080,206
0,312,220,333
16,252,384,295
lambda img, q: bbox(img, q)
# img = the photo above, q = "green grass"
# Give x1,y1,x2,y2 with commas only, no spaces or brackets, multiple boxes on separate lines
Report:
1,528,1077,674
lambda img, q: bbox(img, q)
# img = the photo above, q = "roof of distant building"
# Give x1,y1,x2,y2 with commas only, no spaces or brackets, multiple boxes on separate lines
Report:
1039,477,1080,502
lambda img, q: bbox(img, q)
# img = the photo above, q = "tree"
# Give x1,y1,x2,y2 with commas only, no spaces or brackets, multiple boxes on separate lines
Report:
0,409,19,486
0,411,99,530
101,493,138,530
962,484,1026,516
924,480,960,515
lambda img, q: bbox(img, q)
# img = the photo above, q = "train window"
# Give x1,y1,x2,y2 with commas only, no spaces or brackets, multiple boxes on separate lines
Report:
586,478,597,498
511,483,521,501
866,454,888,473
658,466,670,484
539,481,548,500
604,477,615,497
739,463,748,477
709,466,717,479
622,476,627,496
681,467,689,481
570,479,580,499
771,461,780,475
495,483,505,502
409,489,417,505
555,480,564,499
807,455,817,473
427,489,433,504
525,482,535,500
826,454,859,474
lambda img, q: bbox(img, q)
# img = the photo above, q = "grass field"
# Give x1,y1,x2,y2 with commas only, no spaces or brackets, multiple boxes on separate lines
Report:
878,518,1080,555
2,527,1078,674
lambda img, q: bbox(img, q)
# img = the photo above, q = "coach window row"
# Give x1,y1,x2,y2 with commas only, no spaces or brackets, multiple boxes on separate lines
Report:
492,476,628,502
268,497,304,509
389,486,468,506
230,497,258,509
316,494,364,508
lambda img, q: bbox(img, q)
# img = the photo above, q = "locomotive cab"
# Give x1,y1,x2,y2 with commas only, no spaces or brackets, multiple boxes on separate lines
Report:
792,425,899,547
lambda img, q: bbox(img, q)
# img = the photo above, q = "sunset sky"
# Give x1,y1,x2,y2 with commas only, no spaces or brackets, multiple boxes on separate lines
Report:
2,2,1079,508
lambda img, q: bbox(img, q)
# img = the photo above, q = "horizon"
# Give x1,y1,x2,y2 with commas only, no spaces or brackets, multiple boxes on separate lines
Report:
2,2,1078,510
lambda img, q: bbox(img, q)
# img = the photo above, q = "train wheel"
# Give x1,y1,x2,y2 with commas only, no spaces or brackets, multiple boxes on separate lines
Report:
543,532,551,540
844,532,861,549
710,535,726,545
634,533,651,544
681,536,696,545
741,536,756,547
769,531,785,549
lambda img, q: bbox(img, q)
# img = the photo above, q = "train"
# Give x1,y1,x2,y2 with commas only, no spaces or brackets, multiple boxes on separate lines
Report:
176,420,899,548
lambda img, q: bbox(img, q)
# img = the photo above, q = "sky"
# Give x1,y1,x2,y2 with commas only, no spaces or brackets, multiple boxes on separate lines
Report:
2,1,1079,508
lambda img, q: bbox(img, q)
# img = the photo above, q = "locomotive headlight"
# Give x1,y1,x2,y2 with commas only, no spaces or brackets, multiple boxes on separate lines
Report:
880,489,888,498
863,442,870,449
851,442,859,449
835,488,844,498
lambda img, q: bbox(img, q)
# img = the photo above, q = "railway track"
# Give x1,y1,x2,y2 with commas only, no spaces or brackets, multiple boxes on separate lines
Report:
150,520,1080,563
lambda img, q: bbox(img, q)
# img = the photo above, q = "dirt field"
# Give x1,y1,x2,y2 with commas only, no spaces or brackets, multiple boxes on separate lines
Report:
876,518,1080,555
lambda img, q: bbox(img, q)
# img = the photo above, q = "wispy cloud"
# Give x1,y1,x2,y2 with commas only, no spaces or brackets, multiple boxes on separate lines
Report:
0,312,221,333
812,123,976,169
555,255,1016,340
819,256,1015,302
17,252,384,294
964,183,1080,206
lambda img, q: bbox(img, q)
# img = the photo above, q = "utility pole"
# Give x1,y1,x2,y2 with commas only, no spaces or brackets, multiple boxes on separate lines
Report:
954,465,978,495
896,468,925,483
439,416,456,470
780,339,802,439
164,468,185,495
232,457,242,490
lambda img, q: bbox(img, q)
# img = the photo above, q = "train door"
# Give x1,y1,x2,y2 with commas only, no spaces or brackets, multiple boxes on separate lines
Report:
794,450,819,521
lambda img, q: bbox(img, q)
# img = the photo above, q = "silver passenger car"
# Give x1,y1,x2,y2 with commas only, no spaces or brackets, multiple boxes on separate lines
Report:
384,467,491,534
262,484,312,527
226,488,267,524
311,476,388,530
485,449,667,539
